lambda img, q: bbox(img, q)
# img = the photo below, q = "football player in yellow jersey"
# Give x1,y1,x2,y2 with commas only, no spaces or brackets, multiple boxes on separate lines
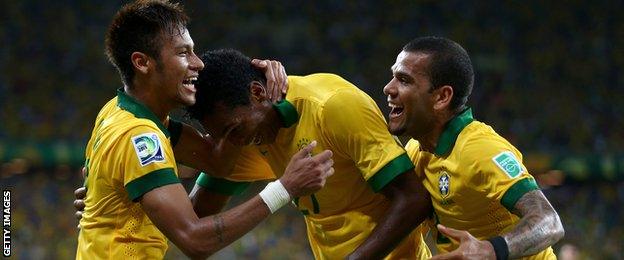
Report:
76,1,335,259
383,36,564,260
185,49,433,259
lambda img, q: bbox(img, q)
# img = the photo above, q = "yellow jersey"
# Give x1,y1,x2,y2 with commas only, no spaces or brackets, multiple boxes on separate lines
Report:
76,89,179,259
197,73,430,259
405,108,555,259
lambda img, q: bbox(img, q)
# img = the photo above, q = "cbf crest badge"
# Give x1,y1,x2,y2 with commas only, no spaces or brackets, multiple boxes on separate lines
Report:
132,133,165,166
438,171,450,197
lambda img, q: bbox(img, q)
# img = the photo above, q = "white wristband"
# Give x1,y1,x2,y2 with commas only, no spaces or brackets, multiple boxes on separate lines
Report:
259,180,291,213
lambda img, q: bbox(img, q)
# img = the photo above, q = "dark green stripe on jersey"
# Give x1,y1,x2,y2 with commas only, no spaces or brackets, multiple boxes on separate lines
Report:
196,172,252,195
435,108,474,156
367,153,415,192
273,100,299,128
125,168,179,201
117,88,171,138
501,177,539,211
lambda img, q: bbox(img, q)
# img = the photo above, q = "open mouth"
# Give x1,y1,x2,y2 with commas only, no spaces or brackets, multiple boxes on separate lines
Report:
389,103,404,118
182,77,198,91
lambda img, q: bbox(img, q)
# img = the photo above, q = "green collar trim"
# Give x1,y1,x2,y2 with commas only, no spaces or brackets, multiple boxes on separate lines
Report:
116,88,170,138
272,99,299,128
434,107,474,156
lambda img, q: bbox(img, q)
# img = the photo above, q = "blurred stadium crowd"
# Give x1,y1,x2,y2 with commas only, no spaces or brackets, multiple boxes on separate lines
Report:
1,0,622,259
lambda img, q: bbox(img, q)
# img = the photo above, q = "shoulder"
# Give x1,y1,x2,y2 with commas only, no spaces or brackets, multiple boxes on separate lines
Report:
103,116,168,151
289,73,353,87
456,121,524,171
405,139,421,155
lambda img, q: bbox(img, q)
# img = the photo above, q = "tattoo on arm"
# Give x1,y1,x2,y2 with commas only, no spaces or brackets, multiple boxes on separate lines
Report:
212,215,225,244
503,190,564,258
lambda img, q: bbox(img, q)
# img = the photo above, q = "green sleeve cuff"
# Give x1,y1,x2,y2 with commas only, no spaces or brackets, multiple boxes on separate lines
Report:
167,119,183,147
196,172,251,195
500,177,540,211
367,153,415,192
125,168,179,201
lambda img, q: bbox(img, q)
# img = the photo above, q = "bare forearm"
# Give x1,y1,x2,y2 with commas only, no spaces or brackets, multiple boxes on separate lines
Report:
350,199,428,259
177,196,270,259
502,190,564,258
349,172,431,259
189,184,230,217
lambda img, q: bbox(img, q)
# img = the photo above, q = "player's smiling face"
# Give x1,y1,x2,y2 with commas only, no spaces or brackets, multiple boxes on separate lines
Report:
153,27,204,107
383,51,436,138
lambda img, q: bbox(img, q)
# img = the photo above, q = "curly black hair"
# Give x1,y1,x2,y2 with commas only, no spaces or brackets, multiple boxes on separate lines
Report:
403,36,474,111
186,49,266,121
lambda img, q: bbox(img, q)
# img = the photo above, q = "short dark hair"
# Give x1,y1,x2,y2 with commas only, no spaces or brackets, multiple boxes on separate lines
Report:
105,0,188,86
186,49,266,120
403,36,474,111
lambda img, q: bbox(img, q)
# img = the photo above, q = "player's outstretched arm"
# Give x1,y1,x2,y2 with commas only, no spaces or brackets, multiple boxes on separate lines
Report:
142,141,334,259
430,190,564,260
347,170,432,259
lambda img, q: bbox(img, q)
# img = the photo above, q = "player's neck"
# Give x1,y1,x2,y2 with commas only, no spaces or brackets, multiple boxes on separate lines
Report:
419,109,455,154
123,84,170,122
419,127,443,153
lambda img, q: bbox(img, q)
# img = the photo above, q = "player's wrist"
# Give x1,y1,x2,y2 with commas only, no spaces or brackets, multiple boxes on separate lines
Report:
259,180,291,213
487,236,509,260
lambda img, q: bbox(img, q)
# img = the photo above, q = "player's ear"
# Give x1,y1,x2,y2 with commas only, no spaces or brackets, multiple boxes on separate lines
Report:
131,51,153,75
433,85,453,110
250,81,269,102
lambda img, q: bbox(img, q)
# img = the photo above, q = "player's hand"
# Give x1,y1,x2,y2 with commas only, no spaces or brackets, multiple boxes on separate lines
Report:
429,224,495,260
279,141,334,198
74,186,86,229
251,59,288,102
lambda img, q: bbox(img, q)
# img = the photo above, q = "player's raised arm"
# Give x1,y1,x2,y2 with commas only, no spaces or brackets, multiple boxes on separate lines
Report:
141,141,333,259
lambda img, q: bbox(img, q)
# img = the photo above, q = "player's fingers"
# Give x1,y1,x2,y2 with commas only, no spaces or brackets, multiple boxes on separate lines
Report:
437,224,466,241
429,251,462,260
75,186,86,199
251,59,268,68
272,61,284,101
265,61,277,100
267,61,278,101
311,149,333,164
319,159,334,174
280,65,288,96
293,140,317,159
324,166,335,178
81,167,87,178
74,199,86,210
75,210,83,220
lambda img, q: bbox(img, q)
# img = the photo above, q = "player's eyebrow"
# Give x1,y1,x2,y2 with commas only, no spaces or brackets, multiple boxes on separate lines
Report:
390,63,397,72
394,71,414,82
174,43,193,50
